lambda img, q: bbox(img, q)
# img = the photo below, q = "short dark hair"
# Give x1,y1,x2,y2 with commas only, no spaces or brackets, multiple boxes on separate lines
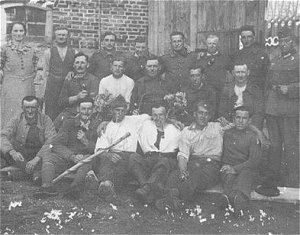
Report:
189,64,205,73
111,56,127,66
234,106,252,117
170,31,185,40
151,102,168,111
22,96,39,106
193,100,214,115
145,55,161,65
78,97,94,106
74,52,89,62
54,26,70,33
240,25,255,36
10,22,26,35
102,31,117,40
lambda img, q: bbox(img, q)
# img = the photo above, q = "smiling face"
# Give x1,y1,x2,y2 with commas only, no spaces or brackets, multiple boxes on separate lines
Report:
233,64,249,87
206,37,219,54
55,29,68,46
78,101,93,122
240,30,255,48
11,23,25,42
171,34,185,52
73,55,89,74
22,99,38,120
234,110,250,130
152,106,167,130
103,34,116,51
145,59,160,77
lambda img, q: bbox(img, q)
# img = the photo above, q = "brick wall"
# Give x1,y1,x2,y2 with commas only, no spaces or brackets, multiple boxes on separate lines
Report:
52,0,149,52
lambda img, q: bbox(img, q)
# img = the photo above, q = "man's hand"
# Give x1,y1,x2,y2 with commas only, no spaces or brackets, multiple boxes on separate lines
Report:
65,71,74,81
217,116,231,128
9,150,24,162
257,133,271,150
25,157,40,174
220,165,236,174
97,121,109,137
106,152,122,163
77,90,88,100
168,118,185,130
77,130,89,146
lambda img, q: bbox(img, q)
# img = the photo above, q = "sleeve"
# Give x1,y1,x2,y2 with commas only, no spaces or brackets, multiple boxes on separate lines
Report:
94,132,111,152
89,76,100,98
125,79,135,103
58,80,71,108
0,46,7,70
0,117,18,154
98,79,105,95
130,82,139,111
251,86,264,130
177,128,191,161
233,134,262,173
87,53,97,76
35,115,57,159
50,120,74,160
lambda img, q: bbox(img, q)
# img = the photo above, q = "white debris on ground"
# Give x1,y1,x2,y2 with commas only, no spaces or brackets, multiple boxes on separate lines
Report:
8,201,22,211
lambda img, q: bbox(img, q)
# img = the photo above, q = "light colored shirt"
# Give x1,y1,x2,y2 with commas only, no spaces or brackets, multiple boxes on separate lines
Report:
178,122,231,161
234,84,246,108
138,119,181,153
98,74,134,103
95,114,149,153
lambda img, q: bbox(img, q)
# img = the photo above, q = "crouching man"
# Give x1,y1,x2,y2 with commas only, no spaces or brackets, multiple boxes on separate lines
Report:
155,101,233,210
34,97,102,199
1,96,56,183
220,106,261,212
132,103,181,204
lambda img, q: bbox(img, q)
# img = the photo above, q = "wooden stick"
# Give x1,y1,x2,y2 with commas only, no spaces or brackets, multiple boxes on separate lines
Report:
52,132,131,184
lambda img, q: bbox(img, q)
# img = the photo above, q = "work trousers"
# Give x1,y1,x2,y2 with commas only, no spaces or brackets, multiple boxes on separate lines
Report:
130,152,178,188
221,169,257,199
167,157,220,201
42,150,92,188
94,151,145,188
264,115,299,187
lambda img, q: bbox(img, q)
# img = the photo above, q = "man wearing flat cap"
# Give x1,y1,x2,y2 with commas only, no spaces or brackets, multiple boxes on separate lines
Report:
233,25,270,90
256,27,299,196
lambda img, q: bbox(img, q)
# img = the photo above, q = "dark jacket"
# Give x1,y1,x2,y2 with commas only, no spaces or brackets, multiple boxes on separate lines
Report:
1,112,56,159
265,52,299,117
218,81,264,130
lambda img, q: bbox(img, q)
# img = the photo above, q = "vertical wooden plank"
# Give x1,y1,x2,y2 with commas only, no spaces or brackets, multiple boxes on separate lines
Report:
190,0,197,50
157,0,165,56
147,0,155,55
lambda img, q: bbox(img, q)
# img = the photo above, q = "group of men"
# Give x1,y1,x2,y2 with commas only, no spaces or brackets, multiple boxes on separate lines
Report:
0,24,298,213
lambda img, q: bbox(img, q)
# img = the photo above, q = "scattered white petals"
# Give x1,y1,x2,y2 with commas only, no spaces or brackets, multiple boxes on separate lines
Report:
8,201,22,210
108,216,113,220
210,214,215,219
110,203,117,210
233,223,239,227
249,214,255,222
199,218,207,223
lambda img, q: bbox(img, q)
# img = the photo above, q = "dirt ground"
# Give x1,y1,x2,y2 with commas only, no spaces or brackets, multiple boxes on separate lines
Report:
1,178,299,235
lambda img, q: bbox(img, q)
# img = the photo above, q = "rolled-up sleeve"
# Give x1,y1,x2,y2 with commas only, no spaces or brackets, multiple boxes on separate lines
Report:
0,117,18,154
177,128,191,161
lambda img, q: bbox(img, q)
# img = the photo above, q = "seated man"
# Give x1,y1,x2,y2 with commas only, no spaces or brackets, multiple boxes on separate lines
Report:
220,106,261,212
92,95,150,203
218,63,264,130
132,103,181,204
181,65,217,123
54,52,99,131
99,56,134,104
130,56,168,115
155,101,233,210
1,96,56,183
34,97,102,199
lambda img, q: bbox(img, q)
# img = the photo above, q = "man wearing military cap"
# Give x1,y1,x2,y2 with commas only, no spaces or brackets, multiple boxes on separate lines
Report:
233,25,270,89
256,27,299,196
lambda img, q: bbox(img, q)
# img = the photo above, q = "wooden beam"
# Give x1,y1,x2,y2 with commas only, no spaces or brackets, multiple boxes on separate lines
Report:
190,0,197,50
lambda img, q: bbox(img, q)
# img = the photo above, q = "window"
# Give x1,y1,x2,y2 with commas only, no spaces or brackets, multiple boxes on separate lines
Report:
5,6,47,38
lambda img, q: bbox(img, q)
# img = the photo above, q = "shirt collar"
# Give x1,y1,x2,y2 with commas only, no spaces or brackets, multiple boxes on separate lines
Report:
169,47,188,57
206,51,219,56
20,112,43,128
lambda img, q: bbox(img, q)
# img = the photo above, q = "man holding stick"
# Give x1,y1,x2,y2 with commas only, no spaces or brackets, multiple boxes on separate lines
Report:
34,97,102,199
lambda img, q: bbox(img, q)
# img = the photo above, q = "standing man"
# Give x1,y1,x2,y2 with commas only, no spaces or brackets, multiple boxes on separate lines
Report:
196,35,232,107
130,56,168,115
88,32,123,81
1,96,56,182
220,106,261,212
34,97,102,199
256,28,299,196
218,63,264,130
98,56,134,103
125,37,154,81
233,25,270,89
160,32,197,93
54,52,99,130
43,27,76,121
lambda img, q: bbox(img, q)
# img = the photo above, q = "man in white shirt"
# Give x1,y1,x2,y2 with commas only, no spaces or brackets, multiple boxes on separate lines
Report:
98,57,134,103
131,103,181,204
93,95,149,203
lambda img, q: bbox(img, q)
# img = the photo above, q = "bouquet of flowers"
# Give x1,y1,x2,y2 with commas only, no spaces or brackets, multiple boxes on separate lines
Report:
163,92,188,117
94,90,114,113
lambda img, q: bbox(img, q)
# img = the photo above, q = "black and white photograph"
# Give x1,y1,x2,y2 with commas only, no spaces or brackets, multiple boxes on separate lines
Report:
0,0,299,234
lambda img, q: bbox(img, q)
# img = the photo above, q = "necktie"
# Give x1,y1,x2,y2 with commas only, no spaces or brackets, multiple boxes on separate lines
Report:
154,130,164,150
